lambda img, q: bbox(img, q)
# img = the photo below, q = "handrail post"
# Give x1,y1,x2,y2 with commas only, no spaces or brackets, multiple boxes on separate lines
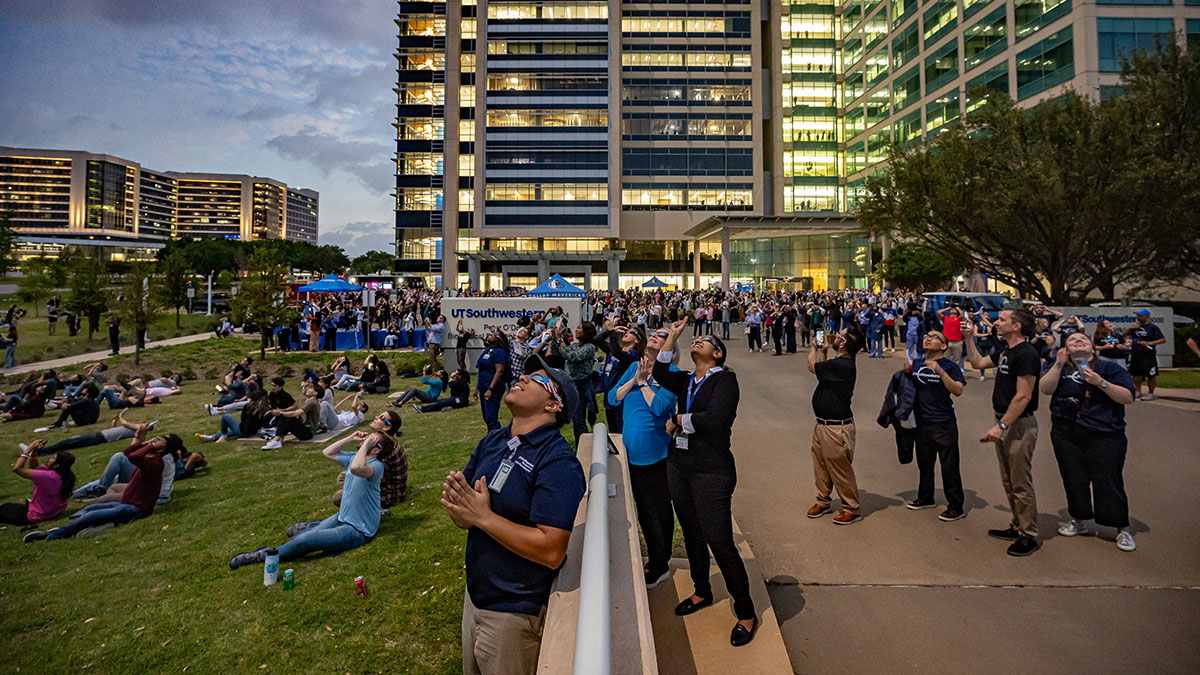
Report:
573,423,611,675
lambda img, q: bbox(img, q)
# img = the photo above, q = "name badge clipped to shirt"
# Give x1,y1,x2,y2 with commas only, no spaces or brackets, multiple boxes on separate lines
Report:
490,436,522,494
676,434,689,450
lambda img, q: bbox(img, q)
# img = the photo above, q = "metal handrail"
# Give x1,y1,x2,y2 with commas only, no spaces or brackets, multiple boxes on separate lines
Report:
572,423,611,675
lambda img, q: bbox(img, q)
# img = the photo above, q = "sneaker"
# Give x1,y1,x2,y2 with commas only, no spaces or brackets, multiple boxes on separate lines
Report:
806,503,831,518
987,526,1020,541
1007,535,1040,557
833,510,862,525
938,507,966,522
1116,531,1136,552
1141,393,1158,401
261,438,283,451
77,523,116,538
205,404,218,415
229,548,267,570
979,373,987,381
71,485,105,500
905,498,937,510
411,403,423,414
195,433,213,442
286,521,312,538
1057,519,1095,537
23,530,48,543
644,569,670,589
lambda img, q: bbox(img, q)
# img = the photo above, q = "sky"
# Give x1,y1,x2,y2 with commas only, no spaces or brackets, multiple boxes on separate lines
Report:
0,0,397,257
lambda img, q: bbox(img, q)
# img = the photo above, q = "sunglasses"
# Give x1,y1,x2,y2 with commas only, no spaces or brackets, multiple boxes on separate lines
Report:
693,336,718,347
528,372,563,406
653,331,669,338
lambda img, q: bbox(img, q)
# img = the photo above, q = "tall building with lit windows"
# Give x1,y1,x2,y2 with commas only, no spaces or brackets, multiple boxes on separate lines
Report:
398,1,1197,292
0,147,319,261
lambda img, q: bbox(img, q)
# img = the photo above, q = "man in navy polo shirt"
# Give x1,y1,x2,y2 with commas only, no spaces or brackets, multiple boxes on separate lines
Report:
1124,309,1166,400
442,355,585,675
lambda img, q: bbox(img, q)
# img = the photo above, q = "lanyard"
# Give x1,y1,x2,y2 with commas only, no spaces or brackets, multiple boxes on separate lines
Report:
686,369,717,413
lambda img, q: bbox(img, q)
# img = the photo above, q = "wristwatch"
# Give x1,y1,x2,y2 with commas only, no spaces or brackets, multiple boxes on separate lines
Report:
1100,380,1109,389
998,421,1009,431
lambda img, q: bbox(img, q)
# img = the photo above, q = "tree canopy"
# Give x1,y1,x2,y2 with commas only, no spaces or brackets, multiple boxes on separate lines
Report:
161,238,350,278
873,242,962,292
349,250,394,275
230,248,297,359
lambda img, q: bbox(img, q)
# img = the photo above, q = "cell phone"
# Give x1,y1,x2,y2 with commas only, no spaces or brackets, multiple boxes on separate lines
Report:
147,420,159,427
815,330,825,345
1073,358,1090,373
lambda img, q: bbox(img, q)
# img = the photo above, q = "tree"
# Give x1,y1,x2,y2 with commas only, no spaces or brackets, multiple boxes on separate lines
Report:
873,242,962,292
231,248,297,359
349,250,394,275
153,250,192,327
0,210,17,276
64,251,112,339
859,92,1162,304
113,262,163,365
15,256,54,316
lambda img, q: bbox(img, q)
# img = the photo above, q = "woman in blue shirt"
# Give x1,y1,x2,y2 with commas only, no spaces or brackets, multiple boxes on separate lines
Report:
476,332,510,431
390,364,446,406
1039,333,1138,552
608,329,678,588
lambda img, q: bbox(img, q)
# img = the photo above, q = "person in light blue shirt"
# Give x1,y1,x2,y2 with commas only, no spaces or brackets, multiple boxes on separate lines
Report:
228,410,402,570
607,328,679,589
390,364,446,406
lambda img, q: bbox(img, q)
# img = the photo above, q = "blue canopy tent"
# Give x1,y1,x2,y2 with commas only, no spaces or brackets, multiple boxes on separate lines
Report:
526,273,586,298
641,276,670,288
298,274,363,293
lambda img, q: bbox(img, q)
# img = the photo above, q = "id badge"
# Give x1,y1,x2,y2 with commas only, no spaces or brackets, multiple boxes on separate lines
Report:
676,434,689,450
490,459,515,493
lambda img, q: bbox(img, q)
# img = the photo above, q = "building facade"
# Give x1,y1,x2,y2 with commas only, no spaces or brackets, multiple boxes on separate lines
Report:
0,147,319,261
395,0,1198,292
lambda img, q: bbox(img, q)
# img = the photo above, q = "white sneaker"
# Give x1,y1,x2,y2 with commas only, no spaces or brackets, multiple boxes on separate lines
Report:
1057,519,1094,537
261,438,283,451
1116,531,1136,552
979,373,987,381
78,523,116,538
1141,394,1158,401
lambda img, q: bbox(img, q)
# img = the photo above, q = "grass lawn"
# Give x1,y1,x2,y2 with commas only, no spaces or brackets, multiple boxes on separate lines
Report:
0,340,553,674
1156,369,1200,389
0,299,216,365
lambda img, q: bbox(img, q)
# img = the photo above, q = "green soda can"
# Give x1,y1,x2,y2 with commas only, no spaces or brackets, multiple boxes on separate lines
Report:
282,568,294,591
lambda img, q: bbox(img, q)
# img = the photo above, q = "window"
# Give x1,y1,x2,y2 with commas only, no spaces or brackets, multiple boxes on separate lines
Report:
893,66,921,111
892,23,920,70
1190,19,1200,50
1014,0,1071,41
485,184,607,201
783,12,835,39
891,0,917,28
923,1,958,47
966,62,1009,112
845,37,864,67
846,142,866,175
965,8,1008,72
868,128,891,165
963,0,992,19
867,89,890,127
844,70,865,102
488,3,608,20
784,149,839,177
843,4,863,34
621,185,752,210
926,91,960,134
845,105,866,139
896,110,922,148
486,110,607,127
1097,0,1170,4
1016,26,1074,99
925,41,959,95
866,51,889,87
1097,17,1174,72
865,9,888,51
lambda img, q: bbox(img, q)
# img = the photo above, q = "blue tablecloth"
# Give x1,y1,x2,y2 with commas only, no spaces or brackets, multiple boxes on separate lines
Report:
275,328,427,351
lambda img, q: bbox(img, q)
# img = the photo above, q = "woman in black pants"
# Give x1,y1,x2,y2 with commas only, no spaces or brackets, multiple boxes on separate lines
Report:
1039,333,1138,552
653,319,757,647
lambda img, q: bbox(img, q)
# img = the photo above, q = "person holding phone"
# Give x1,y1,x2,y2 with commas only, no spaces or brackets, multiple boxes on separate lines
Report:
903,330,968,521
1040,333,1137,551
806,324,865,525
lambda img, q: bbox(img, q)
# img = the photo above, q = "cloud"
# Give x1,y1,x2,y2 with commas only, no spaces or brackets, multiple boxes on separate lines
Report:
320,220,393,257
266,129,392,195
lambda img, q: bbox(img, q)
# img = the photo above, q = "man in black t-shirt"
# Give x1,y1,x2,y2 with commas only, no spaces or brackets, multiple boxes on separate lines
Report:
1124,309,1166,400
806,325,864,525
905,330,967,521
964,308,1042,557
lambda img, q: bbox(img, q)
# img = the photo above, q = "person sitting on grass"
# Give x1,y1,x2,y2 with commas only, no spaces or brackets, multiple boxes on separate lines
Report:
0,382,51,423
173,448,208,481
205,379,263,415
413,369,471,414
327,409,405,510
389,364,445,407
333,355,375,391
46,384,101,430
261,382,323,450
319,392,369,433
69,418,179,505
196,390,271,443
1,440,75,527
24,426,182,542
228,410,403,570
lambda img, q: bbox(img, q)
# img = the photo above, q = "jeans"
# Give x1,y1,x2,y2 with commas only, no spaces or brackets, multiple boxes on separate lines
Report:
49,502,146,538
62,383,84,398
882,325,896,349
570,377,594,444
419,397,467,413
915,420,964,510
629,459,674,576
604,402,623,436
334,374,361,391
667,463,755,621
45,432,108,455
2,395,23,413
72,452,135,498
396,388,437,405
4,343,15,368
100,389,137,409
1051,421,1129,528
722,321,731,340
480,388,502,432
907,339,922,362
109,328,120,354
277,514,367,561
220,414,241,439
868,335,883,358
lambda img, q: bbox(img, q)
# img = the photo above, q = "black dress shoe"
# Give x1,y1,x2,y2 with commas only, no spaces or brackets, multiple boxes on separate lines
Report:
987,526,1020,541
1006,535,1041,557
674,596,713,616
731,620,757,647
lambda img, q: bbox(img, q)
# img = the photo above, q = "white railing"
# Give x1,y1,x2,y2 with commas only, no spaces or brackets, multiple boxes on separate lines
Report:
572,423,611,675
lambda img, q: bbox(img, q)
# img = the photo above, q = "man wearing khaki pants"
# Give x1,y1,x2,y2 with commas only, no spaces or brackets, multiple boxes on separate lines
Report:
806,325,865,525
964,307,1042,557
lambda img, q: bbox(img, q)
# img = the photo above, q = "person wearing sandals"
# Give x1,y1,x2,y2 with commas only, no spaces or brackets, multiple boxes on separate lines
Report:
1039,333,1138,552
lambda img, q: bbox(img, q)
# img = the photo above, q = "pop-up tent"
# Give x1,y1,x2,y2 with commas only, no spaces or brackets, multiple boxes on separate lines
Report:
641,276,669,288
298,274,363,293
527,273,585,298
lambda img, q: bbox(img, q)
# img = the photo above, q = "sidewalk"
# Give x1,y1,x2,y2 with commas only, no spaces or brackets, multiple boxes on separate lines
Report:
3,332,215,377
1145,388,1200,413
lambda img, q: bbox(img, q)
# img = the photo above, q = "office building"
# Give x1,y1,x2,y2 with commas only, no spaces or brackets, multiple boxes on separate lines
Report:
0,147,319,261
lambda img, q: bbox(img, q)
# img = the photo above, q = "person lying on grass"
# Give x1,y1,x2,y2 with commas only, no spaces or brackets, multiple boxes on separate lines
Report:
205,378,263,416
196,390,272,443
45,384,101,430
228,410,403,570
1,440,75,527
319,392,370,433
68,415,180,505
261,382,324,450
0,382,51,423
24,425,183,543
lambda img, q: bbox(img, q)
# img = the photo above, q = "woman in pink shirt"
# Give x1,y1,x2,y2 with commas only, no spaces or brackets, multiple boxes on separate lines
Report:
2,439,75,525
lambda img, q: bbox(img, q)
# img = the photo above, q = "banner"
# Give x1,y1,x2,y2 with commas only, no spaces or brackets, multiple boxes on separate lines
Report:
1049,306,1175,368
440,297,585,372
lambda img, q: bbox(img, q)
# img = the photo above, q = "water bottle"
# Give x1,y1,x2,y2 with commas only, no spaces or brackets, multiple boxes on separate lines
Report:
263,548,280,586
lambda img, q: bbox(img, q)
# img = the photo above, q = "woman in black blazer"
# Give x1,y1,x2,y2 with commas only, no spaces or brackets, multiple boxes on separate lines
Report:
653,319,757,647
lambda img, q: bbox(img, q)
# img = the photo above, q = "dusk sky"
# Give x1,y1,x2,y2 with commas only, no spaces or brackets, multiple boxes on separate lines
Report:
0,0,397,256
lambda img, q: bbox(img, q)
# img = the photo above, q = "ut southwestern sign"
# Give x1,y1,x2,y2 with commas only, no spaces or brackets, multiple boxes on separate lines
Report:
440,297,585,372
1049,306,1175,368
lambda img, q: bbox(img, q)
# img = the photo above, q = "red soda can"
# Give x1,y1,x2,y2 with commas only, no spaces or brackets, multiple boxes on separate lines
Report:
355,576,368,597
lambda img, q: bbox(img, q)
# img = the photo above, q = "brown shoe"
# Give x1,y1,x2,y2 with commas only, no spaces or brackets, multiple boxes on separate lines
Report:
833,510,862,525
807,504,831,518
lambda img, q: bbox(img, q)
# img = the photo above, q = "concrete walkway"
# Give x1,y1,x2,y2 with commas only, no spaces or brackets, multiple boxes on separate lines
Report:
3,332,216,377
722,341,1200,674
